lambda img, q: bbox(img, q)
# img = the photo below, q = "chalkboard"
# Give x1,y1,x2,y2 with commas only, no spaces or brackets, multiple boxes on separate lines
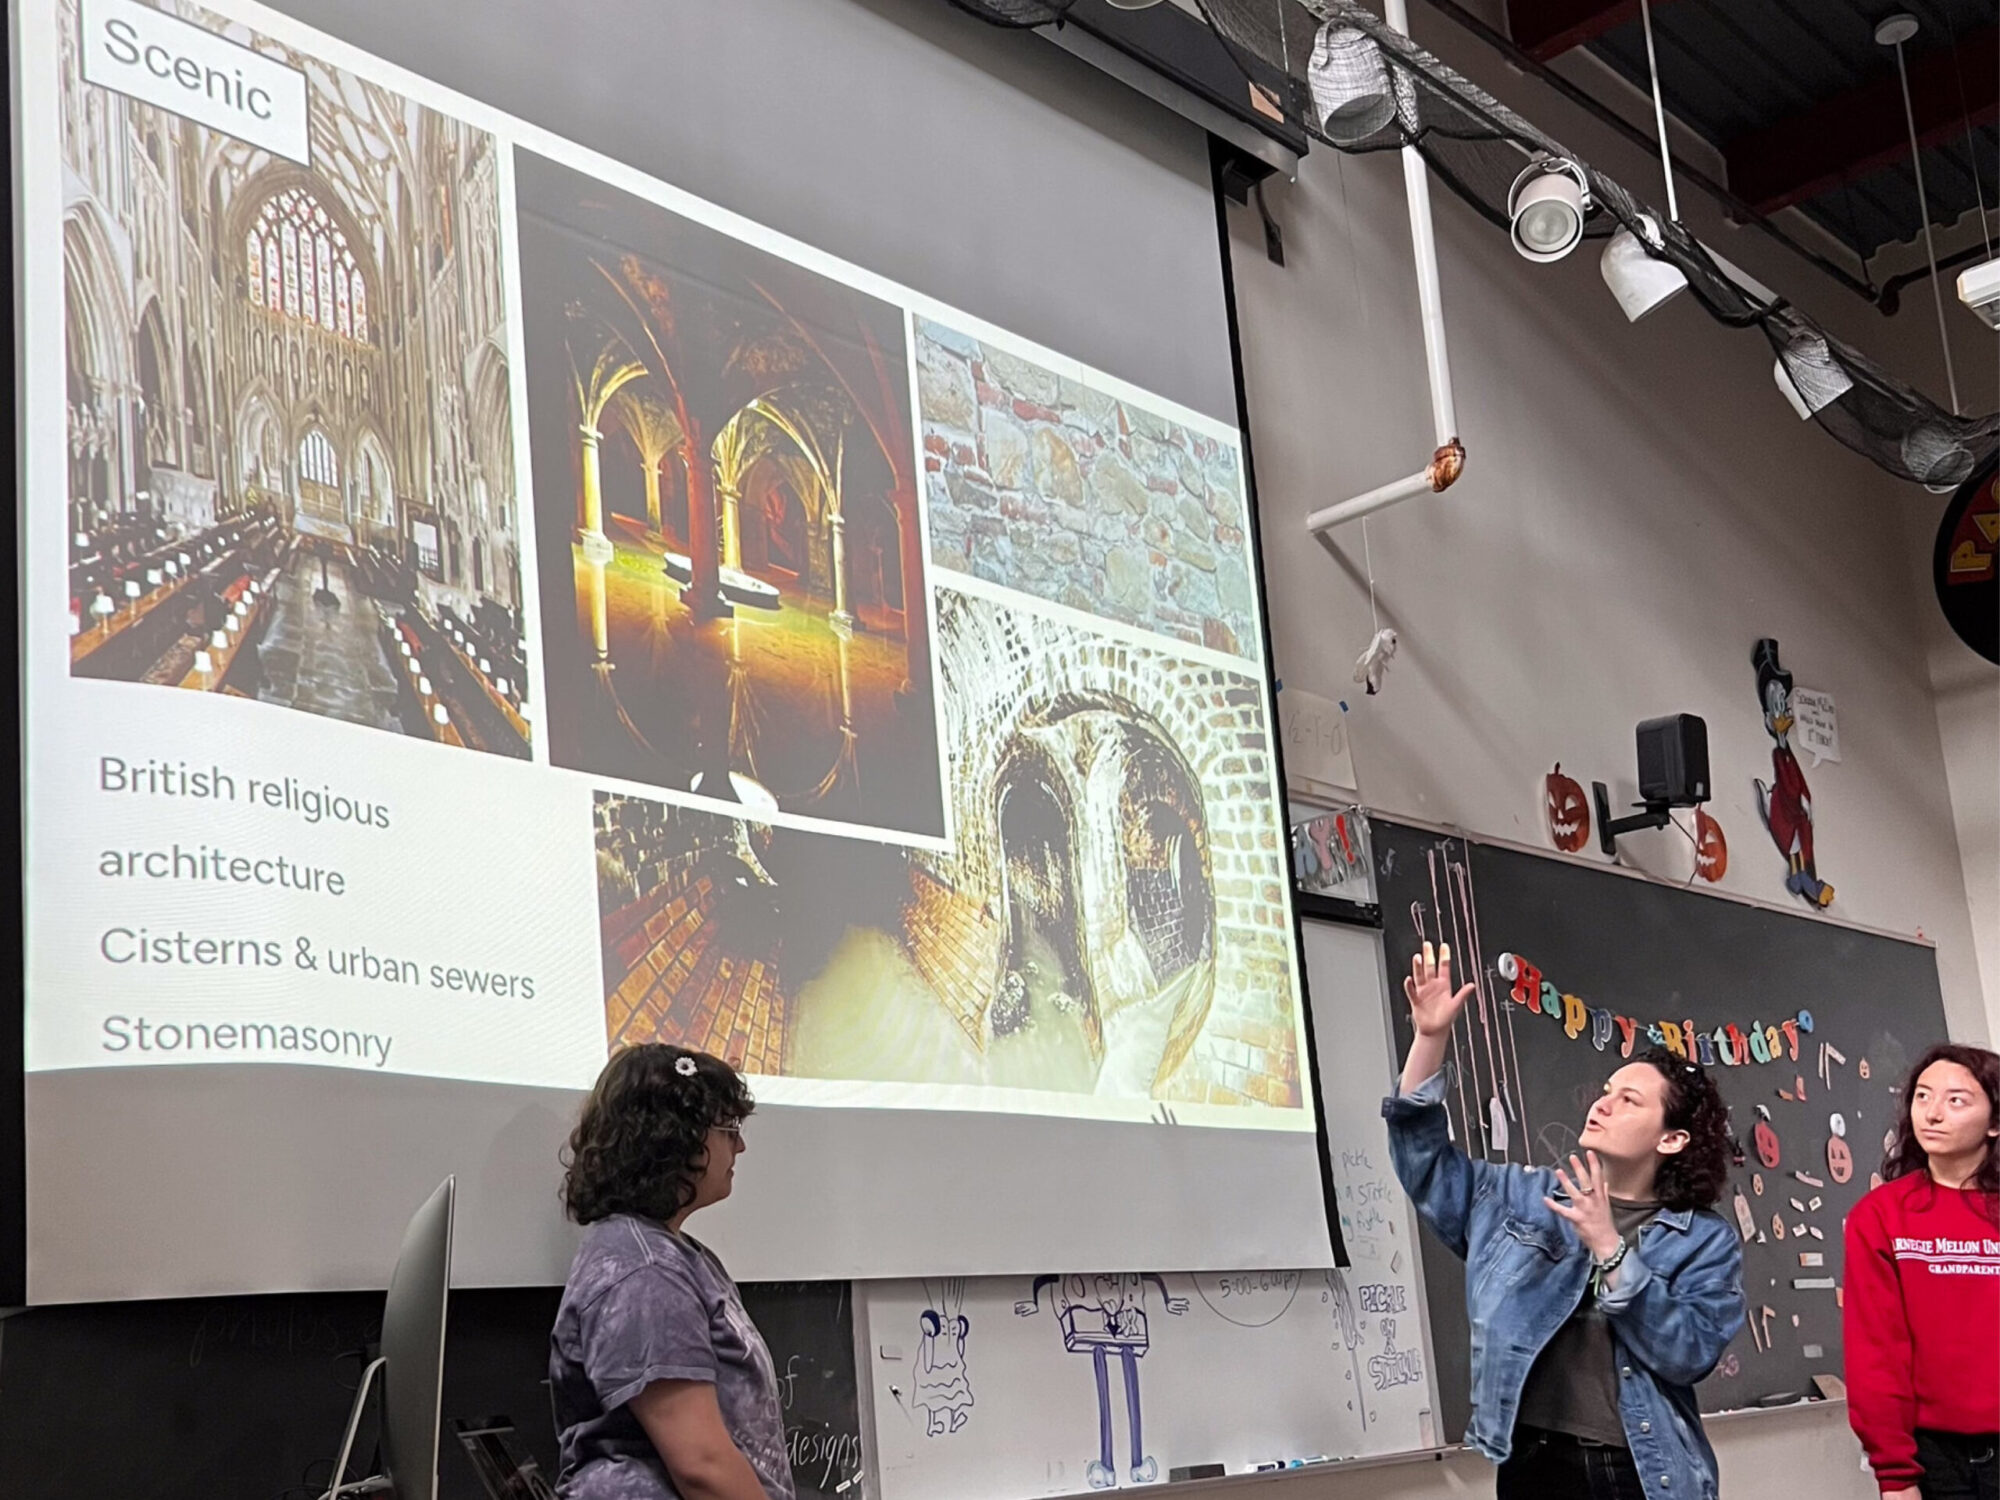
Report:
1369,817,1949,1436
739,1280,864,1499
0,1280,859,1499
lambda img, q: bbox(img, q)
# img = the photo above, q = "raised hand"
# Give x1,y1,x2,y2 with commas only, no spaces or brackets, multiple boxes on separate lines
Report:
1404,942,1474,1039
1545,1151,1623,1262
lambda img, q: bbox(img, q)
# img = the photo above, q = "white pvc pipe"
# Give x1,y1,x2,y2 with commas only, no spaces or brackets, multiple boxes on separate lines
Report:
1305,468,1434,532
1307,0,1460,536
1388,0,1456,448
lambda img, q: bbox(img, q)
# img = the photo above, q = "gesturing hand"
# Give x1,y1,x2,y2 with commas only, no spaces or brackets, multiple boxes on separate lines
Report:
1404,942,1474,1039
1545,1151,1623,1262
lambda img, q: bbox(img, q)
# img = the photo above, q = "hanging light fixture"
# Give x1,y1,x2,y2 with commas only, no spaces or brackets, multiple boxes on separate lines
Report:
1900,426,1975,493
1307,23,1396,145
1600,0,1687,321
1772,333,1854,419
1508,156,1591,262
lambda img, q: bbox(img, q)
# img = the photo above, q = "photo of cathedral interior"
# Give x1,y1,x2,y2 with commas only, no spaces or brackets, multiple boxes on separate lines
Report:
516,151,944,838
58,0,529,757
591,586,1304,1112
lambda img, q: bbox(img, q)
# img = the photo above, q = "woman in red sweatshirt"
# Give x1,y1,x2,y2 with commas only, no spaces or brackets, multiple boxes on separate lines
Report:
1845,1043,2000,1500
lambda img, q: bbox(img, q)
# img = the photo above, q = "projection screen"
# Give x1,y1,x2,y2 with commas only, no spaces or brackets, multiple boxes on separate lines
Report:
14,0,1335,1301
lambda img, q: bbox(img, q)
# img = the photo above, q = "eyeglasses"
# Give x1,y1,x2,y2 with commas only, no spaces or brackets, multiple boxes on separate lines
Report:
712,1124,745,1145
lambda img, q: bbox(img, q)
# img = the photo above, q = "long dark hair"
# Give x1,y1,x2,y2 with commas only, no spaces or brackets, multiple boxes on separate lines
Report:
561,1044,755,1225
1636,1048,1740,1212
1882,1043,2000,1222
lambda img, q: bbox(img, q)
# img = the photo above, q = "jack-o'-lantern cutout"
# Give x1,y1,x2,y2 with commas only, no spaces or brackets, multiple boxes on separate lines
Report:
1752,1173,1764,1196
1546,763,1590,853
1858,1058,1870,1080
1754,1119,1782,1169
1694,808,1728,882
1773,1214,1786,1240
1827,1134,1854,1184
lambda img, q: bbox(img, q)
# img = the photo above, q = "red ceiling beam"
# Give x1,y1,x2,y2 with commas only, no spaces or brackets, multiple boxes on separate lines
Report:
1727,25,2000,215
1506,0,1654,61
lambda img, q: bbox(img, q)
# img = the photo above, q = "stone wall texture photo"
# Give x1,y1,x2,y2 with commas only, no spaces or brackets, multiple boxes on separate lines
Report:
917,319,1260,660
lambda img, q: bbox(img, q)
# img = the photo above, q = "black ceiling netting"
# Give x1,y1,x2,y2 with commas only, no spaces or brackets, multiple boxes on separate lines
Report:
945,0,1999,490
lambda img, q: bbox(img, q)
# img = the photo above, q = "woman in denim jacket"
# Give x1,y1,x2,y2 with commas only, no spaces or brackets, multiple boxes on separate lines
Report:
1384,943,1746,1500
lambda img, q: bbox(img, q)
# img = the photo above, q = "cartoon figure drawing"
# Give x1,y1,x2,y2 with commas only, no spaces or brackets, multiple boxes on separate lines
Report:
1750,638,1835,909
1016,1273,1189,1489
914,1278,974,1437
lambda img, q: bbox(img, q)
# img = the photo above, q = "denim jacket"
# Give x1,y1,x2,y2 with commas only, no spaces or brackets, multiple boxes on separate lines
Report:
1383,1072,1746,1500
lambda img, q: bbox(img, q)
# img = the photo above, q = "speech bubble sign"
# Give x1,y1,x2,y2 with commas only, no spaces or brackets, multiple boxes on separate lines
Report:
1791,687,1839,767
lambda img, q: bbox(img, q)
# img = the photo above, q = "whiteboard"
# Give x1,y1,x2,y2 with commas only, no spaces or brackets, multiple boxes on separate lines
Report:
855,918,1439,1495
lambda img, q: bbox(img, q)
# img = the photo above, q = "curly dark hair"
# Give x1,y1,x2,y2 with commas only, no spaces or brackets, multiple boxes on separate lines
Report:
1882,1043,2000,1225
561,1044,756,1226
1633,1048,1740,1212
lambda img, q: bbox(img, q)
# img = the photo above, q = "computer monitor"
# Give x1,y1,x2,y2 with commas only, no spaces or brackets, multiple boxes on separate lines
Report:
322,1176,456,1500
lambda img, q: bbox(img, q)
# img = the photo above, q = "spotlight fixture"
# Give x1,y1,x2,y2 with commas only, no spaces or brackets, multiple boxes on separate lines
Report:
1599,215,1686,322
1772,333,1853,419
1508,157,1590,263
1956,256,2000,328
1307,23,1396,145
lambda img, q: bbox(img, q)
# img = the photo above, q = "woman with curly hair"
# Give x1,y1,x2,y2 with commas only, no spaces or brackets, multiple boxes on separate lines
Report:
1384,943,1745,1500
549,1044,793,1500
1845,1043,2000,1500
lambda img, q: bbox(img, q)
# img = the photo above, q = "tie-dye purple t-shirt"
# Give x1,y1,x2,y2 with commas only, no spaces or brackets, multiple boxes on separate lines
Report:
551,1216,795,1499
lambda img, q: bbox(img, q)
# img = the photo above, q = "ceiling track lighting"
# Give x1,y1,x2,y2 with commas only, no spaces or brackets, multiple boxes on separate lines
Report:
1508,156,1591,263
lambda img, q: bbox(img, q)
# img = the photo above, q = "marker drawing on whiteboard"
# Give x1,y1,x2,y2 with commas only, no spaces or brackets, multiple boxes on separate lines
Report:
1017,1272,1187,1489
914,1279,973,1436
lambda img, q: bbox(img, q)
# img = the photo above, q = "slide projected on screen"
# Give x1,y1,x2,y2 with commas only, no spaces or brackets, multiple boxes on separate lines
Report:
21,0,1310,1132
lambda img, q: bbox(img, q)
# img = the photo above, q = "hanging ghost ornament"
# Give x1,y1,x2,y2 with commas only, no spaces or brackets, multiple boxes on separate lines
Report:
1353,627,1398,696
1545,764,1591,853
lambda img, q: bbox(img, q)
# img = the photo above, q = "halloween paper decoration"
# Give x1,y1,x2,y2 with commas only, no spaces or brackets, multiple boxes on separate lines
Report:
1545,764,1591,853
1773,1215,1786,1240
1693,808,1728,882
1754,1119,1782,1169
1858,1058,1870,1080
1827,1134,1854,1184
1751,638,1836,909
1933,456,1998,664
1733,1191,1756,1240
1829,1113,1846,1137
1753,1173,1764,1195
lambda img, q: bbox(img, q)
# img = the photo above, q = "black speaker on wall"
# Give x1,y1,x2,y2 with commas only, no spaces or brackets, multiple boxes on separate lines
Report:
1595,713,1710,857
1636,713,1710,807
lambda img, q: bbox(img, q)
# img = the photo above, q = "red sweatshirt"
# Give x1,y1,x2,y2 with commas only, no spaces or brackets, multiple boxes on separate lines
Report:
1844,1172,2000,1493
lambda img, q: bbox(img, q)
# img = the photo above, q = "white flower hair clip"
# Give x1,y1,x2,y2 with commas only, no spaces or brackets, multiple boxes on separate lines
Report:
675,1056,698,1077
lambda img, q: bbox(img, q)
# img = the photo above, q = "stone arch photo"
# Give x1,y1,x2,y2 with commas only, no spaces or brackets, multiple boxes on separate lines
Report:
516,150,944,841
59,0,529,757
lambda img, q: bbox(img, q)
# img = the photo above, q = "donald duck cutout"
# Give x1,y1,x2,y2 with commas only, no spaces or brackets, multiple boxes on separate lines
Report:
1750,638,1834,909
